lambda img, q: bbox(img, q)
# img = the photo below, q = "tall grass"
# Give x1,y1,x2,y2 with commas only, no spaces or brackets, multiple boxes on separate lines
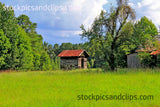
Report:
0,69,160,107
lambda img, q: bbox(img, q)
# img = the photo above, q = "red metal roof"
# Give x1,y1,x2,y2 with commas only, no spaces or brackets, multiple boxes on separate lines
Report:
151,50,160,55
58,50,86,57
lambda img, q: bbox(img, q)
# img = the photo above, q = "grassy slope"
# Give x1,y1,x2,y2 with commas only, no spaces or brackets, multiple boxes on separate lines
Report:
0,69,160,107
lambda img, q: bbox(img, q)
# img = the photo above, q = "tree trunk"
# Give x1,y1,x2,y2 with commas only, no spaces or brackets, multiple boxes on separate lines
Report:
109,41,116,71
109,53,115,71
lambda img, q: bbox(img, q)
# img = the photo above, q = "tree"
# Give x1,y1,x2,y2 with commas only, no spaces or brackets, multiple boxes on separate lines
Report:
40,51,52,71
17,14,37,33
43,41,56,62
132,16,158,50
43,41,49,52
80,0,135,71
133,16,158,67
0,3,34,70
17,14,53,70
59,43,74,52
0,2,19,69
16,26,34,70
53,44,60,55
0,30,11,69
33,52,41,70
115,21,134,67
47,44,56,61
17,14,43,53
0,2,56,71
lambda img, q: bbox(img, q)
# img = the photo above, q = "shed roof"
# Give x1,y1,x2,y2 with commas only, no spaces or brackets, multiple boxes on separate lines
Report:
151,50,160,55
58,50,89,57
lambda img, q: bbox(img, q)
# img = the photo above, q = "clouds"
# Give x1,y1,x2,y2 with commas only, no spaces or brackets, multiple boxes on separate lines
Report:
2,0,160,44
1,0,108,44
135,0,160,27
36,0,108,44
69,0,108,27
37,29,83,44
40,0,108,30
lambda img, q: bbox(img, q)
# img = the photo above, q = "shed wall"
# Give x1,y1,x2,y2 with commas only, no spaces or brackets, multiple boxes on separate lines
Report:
127,53,142,68
78,58,81,68
60,57,78,69
84,58,87,69
78,57,87,69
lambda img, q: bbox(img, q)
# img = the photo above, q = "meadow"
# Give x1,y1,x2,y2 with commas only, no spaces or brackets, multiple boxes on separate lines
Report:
0,69,160,107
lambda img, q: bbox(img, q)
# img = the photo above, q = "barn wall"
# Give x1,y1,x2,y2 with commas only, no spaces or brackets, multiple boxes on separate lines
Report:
84,58,87,69
78,57,88,69
127,53,142,68
60,57,78,69
78,58,81,68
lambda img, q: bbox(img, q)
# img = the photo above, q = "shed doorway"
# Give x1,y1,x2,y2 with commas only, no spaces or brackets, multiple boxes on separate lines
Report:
81,58,84,68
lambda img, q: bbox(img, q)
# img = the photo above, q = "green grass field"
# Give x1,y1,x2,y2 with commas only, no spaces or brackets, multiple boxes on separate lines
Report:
0,69,160,107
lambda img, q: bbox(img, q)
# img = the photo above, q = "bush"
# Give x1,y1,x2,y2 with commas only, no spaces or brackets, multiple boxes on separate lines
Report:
138,52,156,68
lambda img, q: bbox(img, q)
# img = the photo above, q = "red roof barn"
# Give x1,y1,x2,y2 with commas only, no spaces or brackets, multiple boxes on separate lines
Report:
58,50,89,69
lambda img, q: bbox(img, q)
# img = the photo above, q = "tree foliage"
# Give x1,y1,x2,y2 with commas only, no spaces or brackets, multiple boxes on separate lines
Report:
133,16,158,50
80,0,136,71
0,2,52,71
134,16,158,67
0,30,10,69
0,3,34,70
17,14,52,71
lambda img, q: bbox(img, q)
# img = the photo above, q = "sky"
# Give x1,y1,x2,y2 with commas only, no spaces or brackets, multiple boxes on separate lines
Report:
1,0,160,45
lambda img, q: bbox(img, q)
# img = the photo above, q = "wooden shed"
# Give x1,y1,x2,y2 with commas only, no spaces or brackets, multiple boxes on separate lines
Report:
127,49,160,68
58,50,89,69
127,35,160,68
127,53,142,68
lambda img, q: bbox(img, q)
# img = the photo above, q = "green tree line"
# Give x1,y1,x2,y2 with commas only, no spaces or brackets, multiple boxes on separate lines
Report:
0,3,55,71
